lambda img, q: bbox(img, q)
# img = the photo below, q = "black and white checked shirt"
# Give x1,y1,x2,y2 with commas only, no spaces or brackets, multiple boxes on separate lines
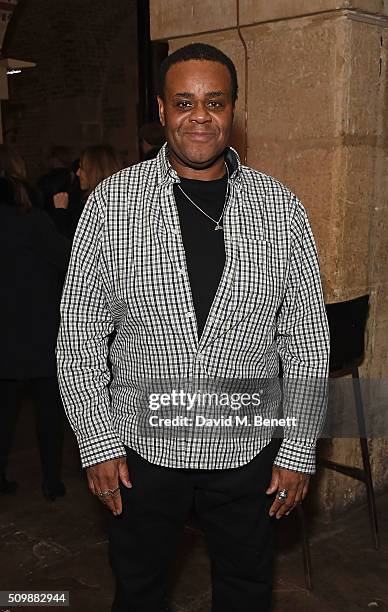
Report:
56,144,330,473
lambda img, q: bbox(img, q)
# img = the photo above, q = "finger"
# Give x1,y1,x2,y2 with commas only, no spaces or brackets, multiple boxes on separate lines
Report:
284,485,304,516
282,476,310,516
269,486,297,517
99,488,122,515
87,459,126,515
268,476,298,515
86,471,97,495
99,492,118,514
106,481,123,515
272,477,301,518
266,468,280,495
301,480,310,501
111,488,123,515
275,490,297,519
96,476,122,515
92,468,117,511
118,460,132,489
98,460,125,516
286,476,308,512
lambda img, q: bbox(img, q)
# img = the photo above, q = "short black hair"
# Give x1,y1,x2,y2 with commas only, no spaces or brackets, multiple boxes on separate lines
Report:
158,43,238,105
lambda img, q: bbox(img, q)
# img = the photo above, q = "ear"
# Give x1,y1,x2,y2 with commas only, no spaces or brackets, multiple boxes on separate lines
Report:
157,96,166,127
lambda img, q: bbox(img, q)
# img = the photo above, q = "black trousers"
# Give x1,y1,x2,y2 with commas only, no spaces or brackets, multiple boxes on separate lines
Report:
0,377,65,484
108,440,279,612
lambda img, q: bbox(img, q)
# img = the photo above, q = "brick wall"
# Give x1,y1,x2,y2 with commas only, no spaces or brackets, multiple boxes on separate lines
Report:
0,0,18,48
2,0,138,179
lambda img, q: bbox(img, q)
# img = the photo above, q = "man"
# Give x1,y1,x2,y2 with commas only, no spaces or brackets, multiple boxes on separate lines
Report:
56,44,330,612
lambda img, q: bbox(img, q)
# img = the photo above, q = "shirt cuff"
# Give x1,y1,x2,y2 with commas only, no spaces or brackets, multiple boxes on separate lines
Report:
273,439,316,474
76,431,127,469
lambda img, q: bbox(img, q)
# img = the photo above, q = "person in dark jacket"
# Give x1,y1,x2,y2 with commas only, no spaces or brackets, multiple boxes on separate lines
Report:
0,175,71,500
37,167,83,239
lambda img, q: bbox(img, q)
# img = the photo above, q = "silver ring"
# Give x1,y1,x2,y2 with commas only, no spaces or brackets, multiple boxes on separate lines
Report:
277,488,288,502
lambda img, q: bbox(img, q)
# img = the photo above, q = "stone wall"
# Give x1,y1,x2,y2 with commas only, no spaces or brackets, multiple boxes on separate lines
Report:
150,0,388,517
2,0,138,179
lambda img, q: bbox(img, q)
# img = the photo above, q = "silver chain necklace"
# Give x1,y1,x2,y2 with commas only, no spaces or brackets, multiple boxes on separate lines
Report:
177,162,230,231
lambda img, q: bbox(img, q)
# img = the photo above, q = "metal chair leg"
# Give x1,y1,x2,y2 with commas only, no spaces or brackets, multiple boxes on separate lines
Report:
297,503,312,590
352,367,379,550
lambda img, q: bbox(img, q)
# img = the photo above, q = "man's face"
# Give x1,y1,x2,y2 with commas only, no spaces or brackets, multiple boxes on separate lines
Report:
158,60,234,170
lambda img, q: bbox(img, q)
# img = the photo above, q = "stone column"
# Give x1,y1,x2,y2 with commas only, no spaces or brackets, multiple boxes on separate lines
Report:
150,0,388,517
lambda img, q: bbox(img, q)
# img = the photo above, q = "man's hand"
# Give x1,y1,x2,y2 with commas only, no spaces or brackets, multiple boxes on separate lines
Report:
86,456,132,516
266,466,310,519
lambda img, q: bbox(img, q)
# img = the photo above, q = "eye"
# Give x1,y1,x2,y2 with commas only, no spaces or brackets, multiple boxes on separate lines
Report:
208,101,223,108
176,100,193,108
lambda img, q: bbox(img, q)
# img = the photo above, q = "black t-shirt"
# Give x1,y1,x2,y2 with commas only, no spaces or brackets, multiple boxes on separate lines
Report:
173,173,227,340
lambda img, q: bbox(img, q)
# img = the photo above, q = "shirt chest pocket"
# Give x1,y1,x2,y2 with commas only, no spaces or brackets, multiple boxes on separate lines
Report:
233,239,285,316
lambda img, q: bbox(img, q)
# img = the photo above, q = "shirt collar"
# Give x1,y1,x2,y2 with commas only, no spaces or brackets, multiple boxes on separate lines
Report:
155,142,242,187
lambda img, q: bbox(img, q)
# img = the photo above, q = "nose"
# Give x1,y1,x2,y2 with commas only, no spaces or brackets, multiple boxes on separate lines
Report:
76,167,80,177
190,101,212,124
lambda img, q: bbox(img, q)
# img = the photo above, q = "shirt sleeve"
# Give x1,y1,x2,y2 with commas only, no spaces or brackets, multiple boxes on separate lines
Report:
56,183,126,468
273,194,330,474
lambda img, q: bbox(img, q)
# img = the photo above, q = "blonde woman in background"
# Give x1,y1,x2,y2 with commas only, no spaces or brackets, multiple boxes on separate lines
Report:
77,144,123,197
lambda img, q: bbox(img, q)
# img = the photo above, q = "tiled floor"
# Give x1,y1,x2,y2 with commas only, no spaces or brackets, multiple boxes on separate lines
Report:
1,408,387,611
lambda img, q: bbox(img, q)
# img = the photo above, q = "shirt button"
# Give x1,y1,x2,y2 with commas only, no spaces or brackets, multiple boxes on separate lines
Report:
185,311,194,318
178,267,185,275
172,229,179,236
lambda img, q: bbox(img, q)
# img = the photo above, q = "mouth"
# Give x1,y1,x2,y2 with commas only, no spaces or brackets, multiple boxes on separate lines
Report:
183,132,216,142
